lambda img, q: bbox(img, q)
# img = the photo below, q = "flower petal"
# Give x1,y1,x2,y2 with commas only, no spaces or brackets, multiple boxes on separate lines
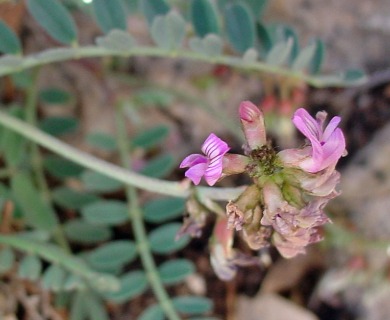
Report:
204,155,224,186
179,154,207,168
322,116,341,141
184,162,208,185
319,128,346,170
201,133,230,159
293,108,321,143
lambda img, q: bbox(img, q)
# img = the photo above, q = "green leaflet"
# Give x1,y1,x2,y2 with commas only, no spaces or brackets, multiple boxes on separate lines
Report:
0,20,22,54
158,259,195,285
0,234,120,292
64,219,112,244
104,270,149,303
132,125,169,149
139,0,170,25
173,296,214,316
95,29,135,52
191,0,220,37
143,197,185,224
81,200,129,226
150,11,186,51
148,223,190,254
11,172,58,231
93,0,127,33
225,3,255,53
39,116,79,136
27,0,78,45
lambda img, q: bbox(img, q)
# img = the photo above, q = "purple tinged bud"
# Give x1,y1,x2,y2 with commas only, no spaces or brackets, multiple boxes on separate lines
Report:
239,101,267,150
210,217,237,281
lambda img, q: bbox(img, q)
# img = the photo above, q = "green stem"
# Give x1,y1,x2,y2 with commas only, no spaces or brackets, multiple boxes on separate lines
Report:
115,106,181,320
0,45,353,88
0,110,244,200
24,68,71,253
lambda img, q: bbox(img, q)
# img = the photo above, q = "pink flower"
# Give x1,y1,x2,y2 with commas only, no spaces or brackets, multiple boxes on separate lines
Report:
280,108,346,173
180,133,230,186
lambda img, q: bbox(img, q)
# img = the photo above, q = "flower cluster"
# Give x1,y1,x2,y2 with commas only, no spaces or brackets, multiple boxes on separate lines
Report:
180,101,346,279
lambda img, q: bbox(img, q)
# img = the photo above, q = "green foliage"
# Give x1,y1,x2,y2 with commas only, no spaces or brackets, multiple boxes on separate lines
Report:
71,292,110,320
81,170,123,193
0,234,120,292
140,154,175,178
158,259,195,285
143,197,185,223
42,264,67,291
139,0,170,25
39,87,72,105
138,304,164,320
0,20,22,54
44,155,84,179
132,125,169,149
225,3,255,53
189,34,223,57
86,132,117,151
11,172,59,231
191,0,220,37
18,255,42,280
266,39,294,66
0,247,15,274
93,0,127,33
173,296,214,316
64,219,112,244
27,0,78,45
104,270,149,303
149,223,190,254
85,240,138,273
81,200,129,226
39,116,79,136
0,107,26,165
96,29,135,52
151,11,186,50
52,187,99,210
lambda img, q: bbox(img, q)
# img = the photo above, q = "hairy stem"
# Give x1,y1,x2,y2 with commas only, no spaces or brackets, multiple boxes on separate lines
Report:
115,105,181,320
0,45,334,87
0,110,244,200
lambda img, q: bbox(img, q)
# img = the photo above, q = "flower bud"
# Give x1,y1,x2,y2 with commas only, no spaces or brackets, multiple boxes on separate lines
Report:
239,101,267,150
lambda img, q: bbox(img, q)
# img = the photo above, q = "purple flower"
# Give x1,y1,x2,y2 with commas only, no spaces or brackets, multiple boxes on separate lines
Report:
180,133,230,186
280,108,346,173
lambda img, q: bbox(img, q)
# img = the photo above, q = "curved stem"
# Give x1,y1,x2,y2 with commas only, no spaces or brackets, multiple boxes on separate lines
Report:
115,106,181,320
0,45,348,88
0,110,244,200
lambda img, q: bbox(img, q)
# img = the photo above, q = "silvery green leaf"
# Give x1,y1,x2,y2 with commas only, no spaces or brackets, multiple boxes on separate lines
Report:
266,38,293,66
292,41,317,72
189,34,223,57
41,264,67,291
242,48,258,63
0,20,22,54
18,255,42,280
95,29,135,52
0,247,14,273
150,11,186,51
